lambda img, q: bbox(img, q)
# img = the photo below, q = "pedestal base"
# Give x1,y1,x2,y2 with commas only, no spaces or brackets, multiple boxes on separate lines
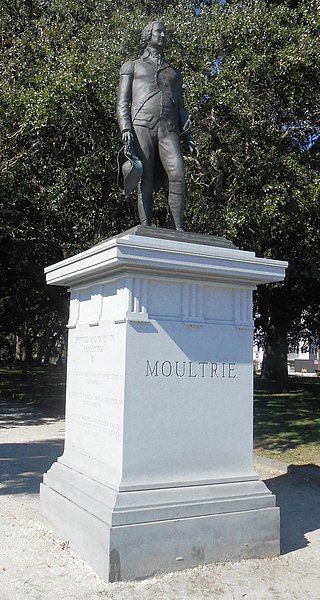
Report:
40,460,279,582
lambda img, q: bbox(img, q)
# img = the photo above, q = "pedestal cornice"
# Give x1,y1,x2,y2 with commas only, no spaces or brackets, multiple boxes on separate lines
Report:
45,226,287,288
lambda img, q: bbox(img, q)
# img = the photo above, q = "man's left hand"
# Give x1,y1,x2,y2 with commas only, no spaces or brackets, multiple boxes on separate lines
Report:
187,141,199,158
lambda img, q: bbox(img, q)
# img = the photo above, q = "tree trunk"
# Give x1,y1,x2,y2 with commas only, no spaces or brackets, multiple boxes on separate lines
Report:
261,324,288,391
44,350,51,365
20,319,33,380
15,335,22,362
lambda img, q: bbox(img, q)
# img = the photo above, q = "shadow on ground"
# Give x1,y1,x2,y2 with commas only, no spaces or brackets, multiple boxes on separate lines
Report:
0,365,66,417
0,439,64,495
265,467,320,554
0,398,64,428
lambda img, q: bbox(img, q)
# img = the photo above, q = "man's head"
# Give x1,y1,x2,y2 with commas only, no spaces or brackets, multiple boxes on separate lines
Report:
140,21,166,52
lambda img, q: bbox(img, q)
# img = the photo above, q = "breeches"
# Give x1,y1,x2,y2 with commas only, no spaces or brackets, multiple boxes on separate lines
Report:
133,123,185,199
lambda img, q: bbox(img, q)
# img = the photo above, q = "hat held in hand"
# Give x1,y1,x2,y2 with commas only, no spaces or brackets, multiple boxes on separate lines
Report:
117,147,143,196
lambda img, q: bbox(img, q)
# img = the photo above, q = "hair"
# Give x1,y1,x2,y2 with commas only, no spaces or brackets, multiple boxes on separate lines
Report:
140,21,165,50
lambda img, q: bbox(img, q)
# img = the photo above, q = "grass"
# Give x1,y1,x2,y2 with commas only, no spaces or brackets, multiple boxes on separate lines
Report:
254,376,320,466
1,366,319,466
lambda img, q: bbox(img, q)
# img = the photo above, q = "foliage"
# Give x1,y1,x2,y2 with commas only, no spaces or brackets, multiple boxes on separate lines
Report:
0,0,146,363
0,0,319,381
177,0,320,386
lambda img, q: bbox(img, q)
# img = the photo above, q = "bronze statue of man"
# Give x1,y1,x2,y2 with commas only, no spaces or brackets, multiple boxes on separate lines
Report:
117,21,198,231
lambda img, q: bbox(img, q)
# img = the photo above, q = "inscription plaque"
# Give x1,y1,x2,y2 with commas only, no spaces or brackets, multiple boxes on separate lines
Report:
64,323,124,469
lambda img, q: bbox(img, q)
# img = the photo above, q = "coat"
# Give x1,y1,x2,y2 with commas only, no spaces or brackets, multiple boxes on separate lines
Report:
116,48,192,142
116,48,193,194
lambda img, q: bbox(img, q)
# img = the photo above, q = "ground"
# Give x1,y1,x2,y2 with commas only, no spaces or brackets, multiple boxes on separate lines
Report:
1,398,320,600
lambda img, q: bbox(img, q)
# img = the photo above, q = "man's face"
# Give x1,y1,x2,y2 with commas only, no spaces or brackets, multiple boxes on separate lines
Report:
149,22,166,51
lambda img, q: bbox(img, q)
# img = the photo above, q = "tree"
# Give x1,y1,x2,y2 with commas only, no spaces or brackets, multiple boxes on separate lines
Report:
0,0,185,366
1,0,319,387
163,0,320,388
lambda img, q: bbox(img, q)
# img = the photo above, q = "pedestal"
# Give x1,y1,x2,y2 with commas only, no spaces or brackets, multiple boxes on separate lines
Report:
40,226,287,581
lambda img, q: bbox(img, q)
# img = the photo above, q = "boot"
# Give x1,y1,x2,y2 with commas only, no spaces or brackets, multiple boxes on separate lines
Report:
138,186,153,226
168,190,185,231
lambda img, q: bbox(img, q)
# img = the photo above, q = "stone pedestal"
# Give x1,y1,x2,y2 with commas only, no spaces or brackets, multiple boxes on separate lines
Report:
40,226,287,581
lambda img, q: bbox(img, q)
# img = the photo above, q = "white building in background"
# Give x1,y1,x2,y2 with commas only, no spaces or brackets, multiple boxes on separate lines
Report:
253,346,263,374
288,340,319,374
253,340,319,376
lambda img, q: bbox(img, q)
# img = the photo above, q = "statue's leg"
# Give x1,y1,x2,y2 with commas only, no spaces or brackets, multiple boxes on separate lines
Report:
167,182,185,232
158,131,185,231
137,184,153,226
133,127,156,226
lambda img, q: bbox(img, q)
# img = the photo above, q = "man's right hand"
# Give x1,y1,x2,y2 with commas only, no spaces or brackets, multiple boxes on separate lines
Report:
122,130,133,153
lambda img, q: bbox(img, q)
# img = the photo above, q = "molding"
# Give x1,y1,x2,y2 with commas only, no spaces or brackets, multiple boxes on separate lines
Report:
45,230,288,289
67,292,80,328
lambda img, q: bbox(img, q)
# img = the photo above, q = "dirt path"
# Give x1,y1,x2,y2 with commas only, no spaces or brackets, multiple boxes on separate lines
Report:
1,400,320,600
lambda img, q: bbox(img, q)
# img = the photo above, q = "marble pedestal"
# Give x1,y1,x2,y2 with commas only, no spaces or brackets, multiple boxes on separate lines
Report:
40,226,287,581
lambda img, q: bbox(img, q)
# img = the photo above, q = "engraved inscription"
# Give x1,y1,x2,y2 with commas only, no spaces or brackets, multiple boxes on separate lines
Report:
68,412,121,438
75,335,115,344
146,360,236,378
73,333,116,363
67,329,122,448
68,390,122,406
68,369,123,384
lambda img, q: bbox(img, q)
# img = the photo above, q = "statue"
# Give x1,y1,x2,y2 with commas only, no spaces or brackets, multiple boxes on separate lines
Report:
117,21,198,231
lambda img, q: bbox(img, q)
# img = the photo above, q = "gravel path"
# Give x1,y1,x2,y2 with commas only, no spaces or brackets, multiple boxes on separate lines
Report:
1,399,320,600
